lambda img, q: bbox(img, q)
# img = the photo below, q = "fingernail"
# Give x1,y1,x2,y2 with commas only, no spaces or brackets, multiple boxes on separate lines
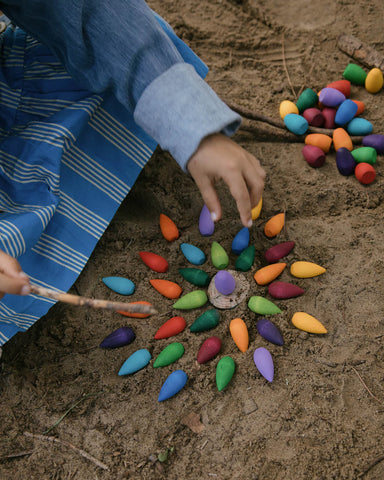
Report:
18,271,28,279
21,285,31,296
211,212,218,222
247,219,253,228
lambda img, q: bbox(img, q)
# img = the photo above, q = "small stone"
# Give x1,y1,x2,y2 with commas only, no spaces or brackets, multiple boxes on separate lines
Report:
243,398,258,415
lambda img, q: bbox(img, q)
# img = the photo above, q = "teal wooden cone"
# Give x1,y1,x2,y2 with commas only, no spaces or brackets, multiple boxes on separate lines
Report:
248,296,282,315
190,309,220,332
178,268,210,287
173,290,208,309
216,356,236,391
153,342,185,368
235,245,255,271
211,241,229,269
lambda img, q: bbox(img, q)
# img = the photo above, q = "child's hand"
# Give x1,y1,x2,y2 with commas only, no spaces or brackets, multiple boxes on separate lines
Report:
0,250,31,299
187,133,266,227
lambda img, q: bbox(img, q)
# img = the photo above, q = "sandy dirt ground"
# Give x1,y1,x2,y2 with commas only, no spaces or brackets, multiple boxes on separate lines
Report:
2,1,384,479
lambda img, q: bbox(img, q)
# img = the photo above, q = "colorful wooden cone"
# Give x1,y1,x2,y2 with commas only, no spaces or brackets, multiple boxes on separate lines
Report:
215,270,236,295
159,213,179,241
343,63,367,85
197,336,222,364
296,88,319,113
365,67,383,93
251,197,263,220
264,213,285,238
153,342,185,368
322,107,336,128
173,290,208,310
279,100,299,119
216,356,236,391
326,79,351,97
100,326,135,348
290,261,326,278
352,100,365,115
355,162,376,184
211,241,229,269
333,127,353,151
235,245,255,271
302,145,325,168
178,268,210,287
254,263,286,286
256,318,284,346
303,107,324,127
117,301,152,318
362,134,384,154
158,370,188,401
118,349,151,376
291,312,327,334
351,147,377,165
231,227,250,255
229,318,249,353
268,281,305,299
199,204,215,236
180,243,206,265
102,276,135,295
253,347,274,382
336,147,356,176
319,87,346,107
139,251,169,273
284,113,308,135
335,99,358,126
347,118,373,136
265,241,295,263
149,279,182,299
248,296,282,315
304,133,332,153
190,309,220,332
154,316,186,339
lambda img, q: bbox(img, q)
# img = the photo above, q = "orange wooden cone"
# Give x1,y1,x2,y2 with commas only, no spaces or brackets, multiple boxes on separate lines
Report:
154,316,186,339
333,127,353,151
305,133,333,153
264,213,285,238
352,100,365,116
118,301,152,318
159,214,179,241
149,279,182,299
254,263,286,285
229,318,249,353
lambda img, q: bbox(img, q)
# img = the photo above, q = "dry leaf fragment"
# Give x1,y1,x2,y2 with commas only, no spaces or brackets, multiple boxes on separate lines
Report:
181,412,205,433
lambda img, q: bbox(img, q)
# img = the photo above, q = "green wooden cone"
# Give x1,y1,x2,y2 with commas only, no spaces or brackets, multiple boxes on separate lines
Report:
248,296,282,315
173,290,208,309
216,356,236,391
211,241,229,269
235,245,255,271
190,309,220,332
296,88,318,113
351,146,377,164
153,342,185,368
178,268,210,287
343,63,367,85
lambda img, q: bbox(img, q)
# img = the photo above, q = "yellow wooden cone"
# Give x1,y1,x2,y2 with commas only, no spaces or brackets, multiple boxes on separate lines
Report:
254,262,286,285
290,261,326,278
229,318,249,352
292,312,327,334
251,197,263,220
264,213,285,238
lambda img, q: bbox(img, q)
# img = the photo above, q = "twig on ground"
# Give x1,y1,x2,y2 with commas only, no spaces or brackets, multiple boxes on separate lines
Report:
281,32,297,99
358,454,384,478
0,451,34,461
43,392,102,434
350,365,383,404
337,34,384,70
23,431,109,471
29,284,157,315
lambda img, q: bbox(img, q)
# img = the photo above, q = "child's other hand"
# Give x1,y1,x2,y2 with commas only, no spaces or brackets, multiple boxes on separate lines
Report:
0,250,31,299
187,133,266,227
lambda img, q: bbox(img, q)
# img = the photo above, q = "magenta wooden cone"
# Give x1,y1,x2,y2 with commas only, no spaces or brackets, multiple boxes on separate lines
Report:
302,145,326,168
264,241,295,263
268,281,305,299
302,107,324,127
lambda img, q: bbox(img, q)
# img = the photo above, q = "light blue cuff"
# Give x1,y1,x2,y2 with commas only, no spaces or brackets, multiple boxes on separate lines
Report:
133,63,242,171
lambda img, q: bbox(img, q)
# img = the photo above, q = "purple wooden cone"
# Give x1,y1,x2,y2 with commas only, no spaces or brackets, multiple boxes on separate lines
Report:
199,204,215,236
268,281,305,299
215,270,236,295
253,347,274,382
336,147,356,176
100,326,135,348
256,318,284,346
319,87,345,107
362,134,384,154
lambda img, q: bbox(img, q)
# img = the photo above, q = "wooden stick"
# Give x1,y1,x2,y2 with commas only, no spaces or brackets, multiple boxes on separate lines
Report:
24,431,109,471
29,285,157,315
337,34,384,70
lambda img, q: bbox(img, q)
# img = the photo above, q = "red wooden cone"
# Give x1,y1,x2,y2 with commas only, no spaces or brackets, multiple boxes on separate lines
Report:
139,251,169,273
154,316,186,339
264,241,295,263
268,281,305,299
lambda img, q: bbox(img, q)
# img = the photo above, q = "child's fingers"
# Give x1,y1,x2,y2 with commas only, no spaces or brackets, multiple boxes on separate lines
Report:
224,171,253,227
0,250,26,278
0,272,31,297
192,173,222,222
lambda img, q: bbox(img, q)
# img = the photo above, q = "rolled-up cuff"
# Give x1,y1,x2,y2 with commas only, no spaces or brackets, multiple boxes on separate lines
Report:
133,63,242,171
